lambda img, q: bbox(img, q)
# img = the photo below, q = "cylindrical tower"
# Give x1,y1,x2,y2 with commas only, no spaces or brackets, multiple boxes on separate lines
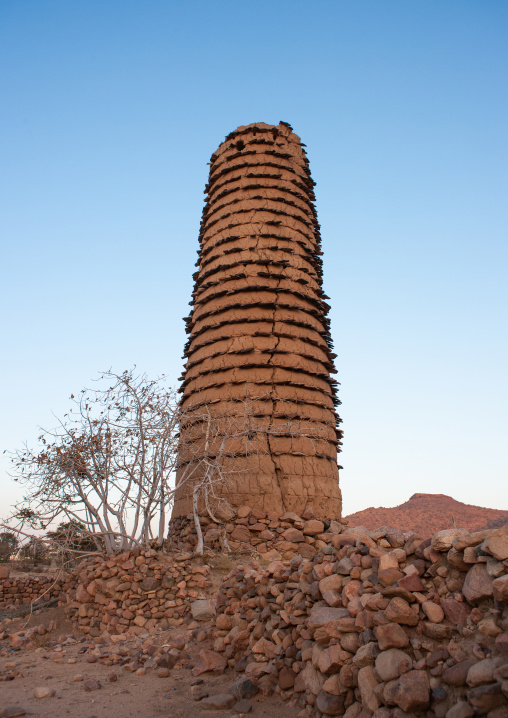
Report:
173,121,342,520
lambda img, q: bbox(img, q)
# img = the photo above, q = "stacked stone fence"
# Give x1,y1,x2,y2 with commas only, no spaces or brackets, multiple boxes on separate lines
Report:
208,522,508,717
168,506,347,559
0,568,75,610
66,548,213,637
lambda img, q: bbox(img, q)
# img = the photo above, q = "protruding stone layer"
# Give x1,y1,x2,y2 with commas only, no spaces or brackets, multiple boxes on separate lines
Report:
173,122,342,519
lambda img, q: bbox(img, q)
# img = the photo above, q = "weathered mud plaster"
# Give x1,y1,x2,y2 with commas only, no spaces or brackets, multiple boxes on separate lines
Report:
173,122,343,520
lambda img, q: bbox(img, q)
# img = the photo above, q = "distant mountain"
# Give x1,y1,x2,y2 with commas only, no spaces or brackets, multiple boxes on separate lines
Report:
345,493,508,539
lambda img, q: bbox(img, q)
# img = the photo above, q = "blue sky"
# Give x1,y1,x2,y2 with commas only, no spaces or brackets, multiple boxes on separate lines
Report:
1,0,507,516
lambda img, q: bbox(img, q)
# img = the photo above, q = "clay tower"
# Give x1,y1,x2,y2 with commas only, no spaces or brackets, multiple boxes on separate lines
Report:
173,121,342,520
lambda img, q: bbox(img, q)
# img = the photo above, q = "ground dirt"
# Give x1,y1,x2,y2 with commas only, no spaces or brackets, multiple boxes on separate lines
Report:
0,605,296,718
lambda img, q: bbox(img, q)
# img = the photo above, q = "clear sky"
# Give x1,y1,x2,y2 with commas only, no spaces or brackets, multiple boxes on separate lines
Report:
1,0,507,517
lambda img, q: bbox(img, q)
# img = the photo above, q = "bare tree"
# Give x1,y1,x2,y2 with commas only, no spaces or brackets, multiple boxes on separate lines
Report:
5,370,192,553
4,369,335,556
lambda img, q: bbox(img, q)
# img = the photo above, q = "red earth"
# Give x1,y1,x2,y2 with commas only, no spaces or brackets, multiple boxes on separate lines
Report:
345,492,508,539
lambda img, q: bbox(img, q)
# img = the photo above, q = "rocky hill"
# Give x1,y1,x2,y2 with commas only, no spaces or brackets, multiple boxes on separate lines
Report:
345,492,508,538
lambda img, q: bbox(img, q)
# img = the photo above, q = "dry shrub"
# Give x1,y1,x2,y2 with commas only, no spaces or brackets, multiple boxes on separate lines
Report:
210,554,238,573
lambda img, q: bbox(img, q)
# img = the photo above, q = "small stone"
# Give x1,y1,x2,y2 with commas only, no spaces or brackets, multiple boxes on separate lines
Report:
446,701,474,718
191,599,215,621
376,623,409,650
215,614,232,630
157,667,171,677
440,597,470,626
385,597,419,625
483,525,508,560
34,686,55,699
233,699,252,713
462,563,494,604
443,660,475,688
467,659,497,686
282,527,304,542
108,673,118,681
316,689,345,715
192,689,209,701
357,666,380,712
432,529,468,552
1,709,26,718
278,667,296,690
319,574,343,594
230,676,258,700
493,574,508,602
157,652,177,670
378,568,404,587
467,682,505,713
375,649,412,682
72,674,84,682
303,519,325,535
308,605,348,630
383,670,430,712
200,693,236,710
84,679,102,691
397,573,426,592
422,601,444,623
192,649,227,676
432,686,448,702
478,616,502,636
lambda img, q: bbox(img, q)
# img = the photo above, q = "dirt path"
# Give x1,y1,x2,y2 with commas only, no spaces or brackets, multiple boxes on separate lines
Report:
0,608,298,718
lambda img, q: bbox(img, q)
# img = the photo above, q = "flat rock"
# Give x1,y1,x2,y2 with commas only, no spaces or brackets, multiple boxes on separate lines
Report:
440,597,470,625
432,528,468,552
200,693,236,710
462,563,494,604
192,649,227,676
34,686,55,699
383,669,430,712
191,599,215,621
319,574,342,594
303,519,325,535
308,605,348,629
446,700,474,718
233,699,252,713
376,623,409,650
0,709,26,718
484,525,508,560
443,660,475,687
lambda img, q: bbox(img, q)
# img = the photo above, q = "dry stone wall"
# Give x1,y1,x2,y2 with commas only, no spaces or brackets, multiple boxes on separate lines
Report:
174,121,342,520
209,523,508,717
168,505,345,559
66,549,213,637
0,573,74,610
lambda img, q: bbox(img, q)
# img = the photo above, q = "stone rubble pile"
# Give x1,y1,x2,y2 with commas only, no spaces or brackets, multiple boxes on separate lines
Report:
168,505,346,557
208,522,508,717
67,548,213,637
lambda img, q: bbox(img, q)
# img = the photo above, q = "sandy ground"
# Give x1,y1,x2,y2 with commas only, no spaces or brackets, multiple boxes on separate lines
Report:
0,607,298,718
